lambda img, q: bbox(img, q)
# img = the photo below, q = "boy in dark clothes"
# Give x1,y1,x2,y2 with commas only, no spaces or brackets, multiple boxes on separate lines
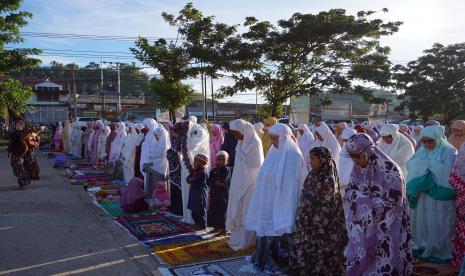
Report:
207,151,232,234
187,153,209,230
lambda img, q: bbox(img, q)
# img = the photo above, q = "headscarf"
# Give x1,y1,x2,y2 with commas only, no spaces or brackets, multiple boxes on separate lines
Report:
140,118,160,175
226,119,264,231
425,120,441,127
221,122,238,167
209,124,223,168
290,146,348,275
335,122,348,146
297,124,315,168
148,125,171,176
339,128,357,186
345,133,413,275
354,124,365,133
261,117,278,156
253,122,264,139
119,177,145,207
448,120,465,150
410,125,456,163
378,124,415,178
313,122,341,165
398,124,417,148
364,125,379,142
246,123,307,236
412,125,424,143
109,121,127,161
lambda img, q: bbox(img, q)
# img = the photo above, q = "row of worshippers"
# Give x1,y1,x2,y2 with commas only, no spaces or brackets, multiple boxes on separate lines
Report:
289,119,465,273
61,115,465,273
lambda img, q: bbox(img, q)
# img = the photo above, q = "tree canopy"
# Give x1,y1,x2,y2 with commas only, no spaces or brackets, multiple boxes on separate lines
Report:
0,0,41,120
219,9,402,116
394,43,465,123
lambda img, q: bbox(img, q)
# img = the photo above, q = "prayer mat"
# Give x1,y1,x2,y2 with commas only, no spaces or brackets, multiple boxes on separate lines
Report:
115,214,194,241
143,234,203,249
413,261,458,276
153,236,254,266
77,168,105,174
160,257,269,276
99,201,153,218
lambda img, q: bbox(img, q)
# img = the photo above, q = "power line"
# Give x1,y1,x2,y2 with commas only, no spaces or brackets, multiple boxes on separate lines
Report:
6,47,132,55
21,31,181,42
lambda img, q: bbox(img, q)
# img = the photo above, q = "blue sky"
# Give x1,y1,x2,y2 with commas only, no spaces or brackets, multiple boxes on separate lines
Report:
12,0,465,103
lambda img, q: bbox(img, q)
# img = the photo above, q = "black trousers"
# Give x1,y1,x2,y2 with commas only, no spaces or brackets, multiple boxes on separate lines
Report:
191,210,206,229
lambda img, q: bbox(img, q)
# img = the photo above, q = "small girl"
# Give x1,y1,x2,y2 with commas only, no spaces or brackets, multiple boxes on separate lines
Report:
187,153,209,230
152,180,170,211
207,151,231,234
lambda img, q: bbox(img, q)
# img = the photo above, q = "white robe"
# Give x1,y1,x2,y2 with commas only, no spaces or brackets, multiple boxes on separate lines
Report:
313,122,341,166
246,123,307,237
98,127,110,159
406,126,457,261
109,122,127,162
378,124,415,178
226,119,264,250
140,118,159,189
72,127,83,158
180,122,210,224
297,124,315,169
121,129,138,184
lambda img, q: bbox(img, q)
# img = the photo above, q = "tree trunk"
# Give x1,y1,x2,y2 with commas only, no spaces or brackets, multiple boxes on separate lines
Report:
170,109,176,123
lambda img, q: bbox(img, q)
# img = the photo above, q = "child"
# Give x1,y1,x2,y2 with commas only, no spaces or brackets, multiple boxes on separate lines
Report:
153,180,170,211
187,153,209,230
207,151,232,233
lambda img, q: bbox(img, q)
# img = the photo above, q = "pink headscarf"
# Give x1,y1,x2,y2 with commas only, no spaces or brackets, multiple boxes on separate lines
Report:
209,124,223,168
119,177,145,207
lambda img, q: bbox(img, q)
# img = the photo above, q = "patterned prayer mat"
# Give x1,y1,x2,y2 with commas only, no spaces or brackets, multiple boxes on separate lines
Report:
413,261,458,276
153,236,254,266
78,169,105,175
99,201,153,218
143,233,203,249
115,214,194,241
159,257,270,276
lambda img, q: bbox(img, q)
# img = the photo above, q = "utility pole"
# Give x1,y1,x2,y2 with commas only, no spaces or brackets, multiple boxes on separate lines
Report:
211,76,215,123
117,58,121,118
201,71,206,121
100,57,105,119
204,73,208,121
255,89,258,122
72,68,77,117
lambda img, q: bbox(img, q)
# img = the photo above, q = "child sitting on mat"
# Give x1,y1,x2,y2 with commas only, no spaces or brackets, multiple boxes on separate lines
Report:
187,153,209,230
102,177,148,213
153,180,170,211
207,151,232,234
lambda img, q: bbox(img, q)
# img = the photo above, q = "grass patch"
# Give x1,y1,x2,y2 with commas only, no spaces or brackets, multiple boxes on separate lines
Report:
0,139,8,147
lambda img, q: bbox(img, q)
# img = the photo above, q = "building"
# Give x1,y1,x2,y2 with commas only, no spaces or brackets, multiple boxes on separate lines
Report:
24,79,71,123
186,99,259,122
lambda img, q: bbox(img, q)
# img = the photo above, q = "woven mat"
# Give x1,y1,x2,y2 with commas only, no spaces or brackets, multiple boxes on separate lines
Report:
115,214,194,241
143,233,203,249
160,257,270,276
413,261,458,276
153,236,254,266
99,201,153,218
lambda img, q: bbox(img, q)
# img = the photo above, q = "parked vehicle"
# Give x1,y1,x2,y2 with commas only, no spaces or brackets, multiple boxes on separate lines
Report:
73,117,101,128
399,119,424,126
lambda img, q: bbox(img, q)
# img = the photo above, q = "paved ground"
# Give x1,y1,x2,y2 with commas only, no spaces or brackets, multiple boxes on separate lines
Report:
0,147,160,276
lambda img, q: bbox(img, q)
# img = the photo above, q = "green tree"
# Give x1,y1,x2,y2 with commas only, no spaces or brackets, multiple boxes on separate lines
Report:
220,9,401,116
0,0,41,120
257,103,284,121
0,79,33,117
394,43,465,124
150,78,194,122
131,38,193,122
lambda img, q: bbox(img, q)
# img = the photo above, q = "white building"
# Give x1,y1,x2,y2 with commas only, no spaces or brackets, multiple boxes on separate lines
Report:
25,79,70,123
